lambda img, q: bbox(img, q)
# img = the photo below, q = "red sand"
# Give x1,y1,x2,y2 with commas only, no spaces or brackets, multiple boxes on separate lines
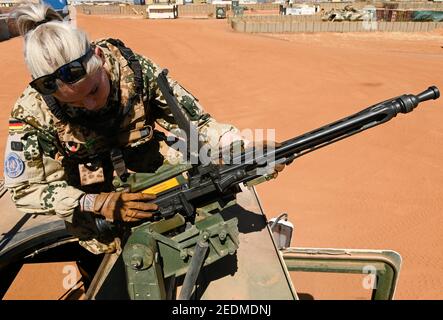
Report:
1,14,443,299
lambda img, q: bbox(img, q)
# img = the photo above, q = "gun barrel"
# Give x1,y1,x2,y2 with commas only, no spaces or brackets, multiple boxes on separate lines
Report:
275,86,440,160
224,86,440,177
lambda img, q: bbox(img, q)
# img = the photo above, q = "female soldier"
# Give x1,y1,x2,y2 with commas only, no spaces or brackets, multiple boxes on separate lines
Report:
4,3,280,254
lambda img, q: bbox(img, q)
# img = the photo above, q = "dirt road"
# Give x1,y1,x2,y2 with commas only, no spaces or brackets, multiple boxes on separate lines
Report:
1,14,442,299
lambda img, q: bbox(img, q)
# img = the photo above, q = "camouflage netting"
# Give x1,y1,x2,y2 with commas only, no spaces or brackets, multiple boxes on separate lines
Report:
412,11,443,22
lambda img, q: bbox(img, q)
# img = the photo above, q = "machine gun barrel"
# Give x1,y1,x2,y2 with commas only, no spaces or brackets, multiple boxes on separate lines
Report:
225,86,440,175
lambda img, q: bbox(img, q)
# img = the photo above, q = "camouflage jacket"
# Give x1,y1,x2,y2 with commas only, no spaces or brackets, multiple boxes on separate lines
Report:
4,38,241,223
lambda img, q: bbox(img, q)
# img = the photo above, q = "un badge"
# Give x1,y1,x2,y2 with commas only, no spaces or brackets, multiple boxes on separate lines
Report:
5,152,25,179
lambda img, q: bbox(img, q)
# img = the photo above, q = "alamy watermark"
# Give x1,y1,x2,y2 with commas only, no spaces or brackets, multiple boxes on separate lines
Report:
62,264,78,290
163,127,279,174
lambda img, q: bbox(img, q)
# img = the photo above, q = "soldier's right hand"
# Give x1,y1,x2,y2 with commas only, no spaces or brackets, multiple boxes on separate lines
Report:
91,192,158,222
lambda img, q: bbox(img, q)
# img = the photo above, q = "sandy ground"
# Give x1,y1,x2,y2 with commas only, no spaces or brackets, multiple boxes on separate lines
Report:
1,14,443,299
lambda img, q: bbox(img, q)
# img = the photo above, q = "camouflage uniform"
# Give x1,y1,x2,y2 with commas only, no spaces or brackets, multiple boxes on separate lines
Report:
4,38,241,254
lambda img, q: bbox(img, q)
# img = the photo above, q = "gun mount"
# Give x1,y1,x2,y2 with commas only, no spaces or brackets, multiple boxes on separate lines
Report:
103,85,439,300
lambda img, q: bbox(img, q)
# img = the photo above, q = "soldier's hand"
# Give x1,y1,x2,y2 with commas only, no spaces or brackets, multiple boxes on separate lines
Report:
272,159,286,179
253,140,286,178
92,192,158,222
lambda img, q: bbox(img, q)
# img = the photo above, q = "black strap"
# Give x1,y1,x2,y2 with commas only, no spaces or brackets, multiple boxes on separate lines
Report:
106,38,144,97
110,148,128,182
105,38,150,123
156,69,201,164
42,95,70,123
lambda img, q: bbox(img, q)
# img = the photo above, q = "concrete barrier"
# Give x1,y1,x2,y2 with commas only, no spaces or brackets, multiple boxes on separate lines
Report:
394,1,443,10
76,3,278,19
77,4,149,16
231,18,443,33
321,21,330,32
178,4,215,17
70,2,443,20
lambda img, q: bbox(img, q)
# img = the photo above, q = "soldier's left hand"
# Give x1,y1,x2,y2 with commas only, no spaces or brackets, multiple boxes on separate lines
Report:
252,140,286,178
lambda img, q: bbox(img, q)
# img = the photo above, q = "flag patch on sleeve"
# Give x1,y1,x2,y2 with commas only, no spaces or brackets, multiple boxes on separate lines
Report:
9,119,24,132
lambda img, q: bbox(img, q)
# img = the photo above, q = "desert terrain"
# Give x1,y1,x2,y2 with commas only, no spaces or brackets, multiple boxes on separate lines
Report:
1,13,442,299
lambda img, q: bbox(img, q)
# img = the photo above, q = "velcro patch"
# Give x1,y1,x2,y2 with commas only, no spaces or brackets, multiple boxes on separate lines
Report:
11,141,24,151
4,152,25,179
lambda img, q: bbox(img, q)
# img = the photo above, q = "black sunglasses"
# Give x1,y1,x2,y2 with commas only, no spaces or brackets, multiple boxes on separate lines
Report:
30,47,95,95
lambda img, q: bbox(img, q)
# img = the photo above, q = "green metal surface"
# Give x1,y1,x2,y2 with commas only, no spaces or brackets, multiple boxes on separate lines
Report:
73,186,297,300
282,248,402,300
123,226,166,300
113,163,192,192
160,213,239,278
122,202,240,299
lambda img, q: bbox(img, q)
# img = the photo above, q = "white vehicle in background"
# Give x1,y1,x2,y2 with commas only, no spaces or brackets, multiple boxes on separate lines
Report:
146,4,178,19
284,4,319,16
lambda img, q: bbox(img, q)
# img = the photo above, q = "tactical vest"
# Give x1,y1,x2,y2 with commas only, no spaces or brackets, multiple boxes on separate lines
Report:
39,39,164,191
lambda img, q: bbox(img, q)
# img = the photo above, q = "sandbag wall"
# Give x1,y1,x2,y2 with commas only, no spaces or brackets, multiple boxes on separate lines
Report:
376,9,443,22
178,4,216,17
77,4,148,16
231,17,443,33
385,1,443,10
74,3,367,19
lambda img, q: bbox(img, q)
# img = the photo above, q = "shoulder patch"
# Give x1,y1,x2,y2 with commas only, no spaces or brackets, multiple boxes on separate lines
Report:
9,119,24,132
11,141,24,151
5,152,25,179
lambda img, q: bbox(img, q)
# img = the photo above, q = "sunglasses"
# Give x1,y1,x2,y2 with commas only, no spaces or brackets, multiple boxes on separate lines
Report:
30,47,95,95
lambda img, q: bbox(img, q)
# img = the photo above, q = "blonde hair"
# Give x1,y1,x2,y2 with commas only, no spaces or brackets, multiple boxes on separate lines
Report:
13,2,102,79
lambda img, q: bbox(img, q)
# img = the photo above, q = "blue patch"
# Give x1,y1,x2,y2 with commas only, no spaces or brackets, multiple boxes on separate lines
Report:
5,152,25,179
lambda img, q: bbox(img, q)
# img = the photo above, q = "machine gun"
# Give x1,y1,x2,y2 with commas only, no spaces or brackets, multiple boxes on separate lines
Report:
97,75,439,300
